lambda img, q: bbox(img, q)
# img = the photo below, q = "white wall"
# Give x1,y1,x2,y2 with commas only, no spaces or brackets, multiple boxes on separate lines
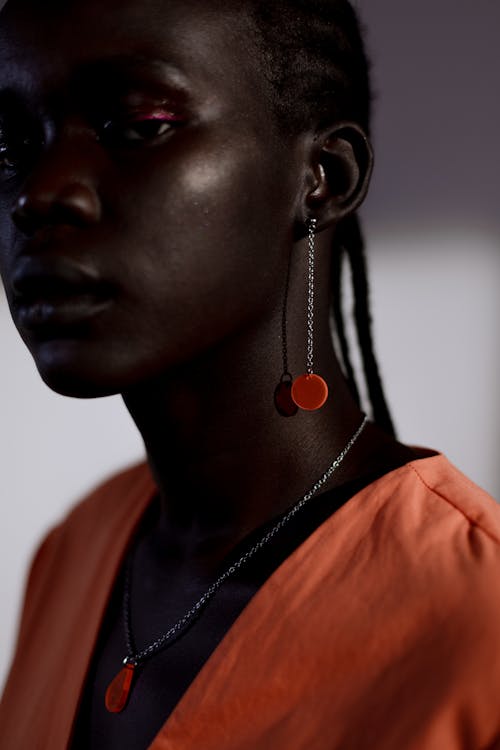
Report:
1,1,499,692
356,0,500,491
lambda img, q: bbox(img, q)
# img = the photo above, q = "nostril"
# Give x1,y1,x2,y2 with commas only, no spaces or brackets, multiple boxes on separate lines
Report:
11,183,101,237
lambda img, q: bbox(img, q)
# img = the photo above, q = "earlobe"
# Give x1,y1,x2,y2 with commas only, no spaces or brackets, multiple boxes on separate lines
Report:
306,123,373,226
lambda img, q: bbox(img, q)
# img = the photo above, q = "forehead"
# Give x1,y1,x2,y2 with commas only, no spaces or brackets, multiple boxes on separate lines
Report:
0,0,261,108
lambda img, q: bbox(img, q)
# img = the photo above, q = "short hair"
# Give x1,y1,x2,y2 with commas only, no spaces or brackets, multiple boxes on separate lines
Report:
250,0,372,136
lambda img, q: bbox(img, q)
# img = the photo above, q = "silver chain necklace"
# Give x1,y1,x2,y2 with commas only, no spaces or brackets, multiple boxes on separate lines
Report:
104,414,368,713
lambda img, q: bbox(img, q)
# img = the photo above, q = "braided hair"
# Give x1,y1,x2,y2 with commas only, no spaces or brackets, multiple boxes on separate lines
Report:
249,0,396,436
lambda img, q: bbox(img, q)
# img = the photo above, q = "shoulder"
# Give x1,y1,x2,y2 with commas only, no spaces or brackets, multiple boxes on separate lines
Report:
379,455,500,737
401,453,500,541
283,456,500,742
363,453,500,607
20,460,155,628
362,455,500,716
35,459,153,552
363,452,500,547
385,454,500,591
299,453,500,690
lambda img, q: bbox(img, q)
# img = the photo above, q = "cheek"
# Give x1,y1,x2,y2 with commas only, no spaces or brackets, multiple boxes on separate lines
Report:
117,139,284,342
180,157,228,198
0,207,18,303
165,137,275,239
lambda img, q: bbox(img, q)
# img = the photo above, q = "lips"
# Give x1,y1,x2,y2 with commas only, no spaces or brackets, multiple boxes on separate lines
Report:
11,256,113,333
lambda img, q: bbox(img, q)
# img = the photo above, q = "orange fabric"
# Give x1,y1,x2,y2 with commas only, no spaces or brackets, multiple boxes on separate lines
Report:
2,455,500,749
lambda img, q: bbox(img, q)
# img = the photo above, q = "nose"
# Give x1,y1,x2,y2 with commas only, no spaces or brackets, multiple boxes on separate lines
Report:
10,135,102,237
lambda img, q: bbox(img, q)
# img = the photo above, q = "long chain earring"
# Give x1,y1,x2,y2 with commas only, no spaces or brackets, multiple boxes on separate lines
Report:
291,218,329,411
274,245,299,417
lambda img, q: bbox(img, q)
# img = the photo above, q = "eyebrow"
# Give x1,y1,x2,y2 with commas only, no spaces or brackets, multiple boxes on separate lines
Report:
70,54,190,94
0,54,191,107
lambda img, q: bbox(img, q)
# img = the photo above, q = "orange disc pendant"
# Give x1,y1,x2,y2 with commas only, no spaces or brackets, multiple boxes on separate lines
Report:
291,374,329,411
105,662,136,713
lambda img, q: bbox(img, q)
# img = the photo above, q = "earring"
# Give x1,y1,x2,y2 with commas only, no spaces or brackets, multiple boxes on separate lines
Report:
291,218,329,411
274,245,299,417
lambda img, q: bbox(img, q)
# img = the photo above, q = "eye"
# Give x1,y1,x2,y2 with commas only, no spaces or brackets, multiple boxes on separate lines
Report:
0,143,16,171
99,113,181,146
0,135,36,175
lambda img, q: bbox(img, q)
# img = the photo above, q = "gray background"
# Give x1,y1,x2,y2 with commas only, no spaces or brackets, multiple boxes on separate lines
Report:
1,0,499,690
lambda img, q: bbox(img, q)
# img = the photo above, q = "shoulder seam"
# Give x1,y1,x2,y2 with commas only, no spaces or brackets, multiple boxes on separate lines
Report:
407,462,500,547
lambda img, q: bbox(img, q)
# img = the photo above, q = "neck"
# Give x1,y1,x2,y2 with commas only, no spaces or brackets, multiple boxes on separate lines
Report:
122,309,364,565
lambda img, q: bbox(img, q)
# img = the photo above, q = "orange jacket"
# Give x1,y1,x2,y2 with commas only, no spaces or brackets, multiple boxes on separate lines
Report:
2,455,500,749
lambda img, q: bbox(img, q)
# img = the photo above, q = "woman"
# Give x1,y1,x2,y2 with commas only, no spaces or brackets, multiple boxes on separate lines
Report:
1,0,500,748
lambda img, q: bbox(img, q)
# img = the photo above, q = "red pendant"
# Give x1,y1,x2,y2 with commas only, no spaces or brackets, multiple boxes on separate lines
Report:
105,662,136,713
291,373,329,411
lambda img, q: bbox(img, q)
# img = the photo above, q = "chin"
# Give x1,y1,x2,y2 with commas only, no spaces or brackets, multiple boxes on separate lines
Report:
30,339,126,399
40,371,120,399
37,364,122,399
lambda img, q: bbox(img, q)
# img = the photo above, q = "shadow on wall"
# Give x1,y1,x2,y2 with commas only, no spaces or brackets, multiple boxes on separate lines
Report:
357,0,500,238
350,0,500,494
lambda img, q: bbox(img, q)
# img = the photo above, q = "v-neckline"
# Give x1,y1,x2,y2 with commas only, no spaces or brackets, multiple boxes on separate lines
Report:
68,454,443,749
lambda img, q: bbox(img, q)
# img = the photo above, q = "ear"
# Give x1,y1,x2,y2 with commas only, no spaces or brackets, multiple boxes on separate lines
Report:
304,122,373,228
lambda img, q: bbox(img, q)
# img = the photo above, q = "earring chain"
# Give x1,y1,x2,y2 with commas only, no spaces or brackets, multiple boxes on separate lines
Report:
306,218,317,375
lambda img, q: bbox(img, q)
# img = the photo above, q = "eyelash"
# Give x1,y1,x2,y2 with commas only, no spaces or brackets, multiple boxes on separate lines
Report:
0,112,183,175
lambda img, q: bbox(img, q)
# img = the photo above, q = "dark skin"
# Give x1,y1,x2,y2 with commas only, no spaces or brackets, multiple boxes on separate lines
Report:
0,0,419,745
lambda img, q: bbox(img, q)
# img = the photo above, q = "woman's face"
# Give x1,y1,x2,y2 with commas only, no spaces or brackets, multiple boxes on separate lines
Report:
0,0,302,397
